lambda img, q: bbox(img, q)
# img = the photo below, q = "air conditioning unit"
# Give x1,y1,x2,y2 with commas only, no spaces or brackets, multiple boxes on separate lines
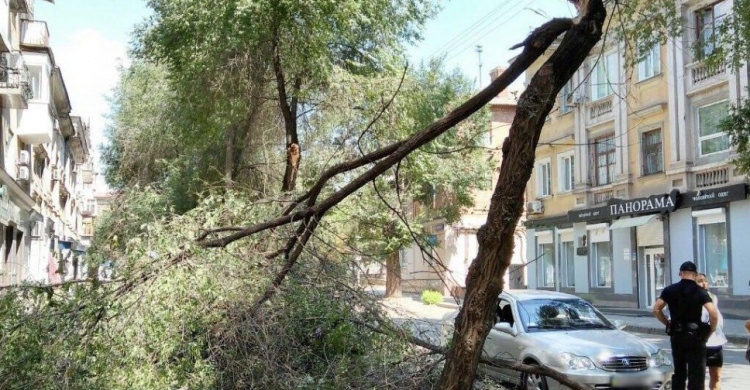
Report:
52,170,60,181
566,90,586,106
18,150,30,166
17,166,29,181
526,200,544,215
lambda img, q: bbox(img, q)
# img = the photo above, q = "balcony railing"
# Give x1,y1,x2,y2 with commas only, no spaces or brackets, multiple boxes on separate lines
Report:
686,61,727,91
586,95,614,126
21,20,49,48
0,51,32,100
694,166,729,189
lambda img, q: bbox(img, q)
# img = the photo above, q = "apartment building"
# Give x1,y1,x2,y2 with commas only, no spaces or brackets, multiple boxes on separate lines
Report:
523,0,749,317
0,0,97,286
400,67,527,296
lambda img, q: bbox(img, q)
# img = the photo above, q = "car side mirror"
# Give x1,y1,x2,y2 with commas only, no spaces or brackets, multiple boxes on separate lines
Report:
612,319,626,330
493,322,518,336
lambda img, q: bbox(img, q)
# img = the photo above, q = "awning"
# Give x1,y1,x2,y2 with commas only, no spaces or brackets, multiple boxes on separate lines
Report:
609,214,658,230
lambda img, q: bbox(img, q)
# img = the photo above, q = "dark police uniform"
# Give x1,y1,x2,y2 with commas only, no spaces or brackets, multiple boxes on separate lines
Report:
659,277,712,390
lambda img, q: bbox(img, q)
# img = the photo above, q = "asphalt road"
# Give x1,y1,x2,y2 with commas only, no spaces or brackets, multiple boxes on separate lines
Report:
381,296,750,390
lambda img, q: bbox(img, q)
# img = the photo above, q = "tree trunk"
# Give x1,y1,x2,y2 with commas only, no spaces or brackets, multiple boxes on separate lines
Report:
438,1,606,389
224,123,235,187
384,251,402,298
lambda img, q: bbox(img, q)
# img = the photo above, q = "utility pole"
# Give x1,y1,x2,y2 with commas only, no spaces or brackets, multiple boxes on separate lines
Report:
475,44,483,89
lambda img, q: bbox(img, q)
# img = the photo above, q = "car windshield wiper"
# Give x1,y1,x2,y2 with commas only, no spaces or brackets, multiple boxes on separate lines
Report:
569,322,610,329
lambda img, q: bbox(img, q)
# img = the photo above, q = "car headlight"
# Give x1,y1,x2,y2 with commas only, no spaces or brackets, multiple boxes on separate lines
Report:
650,349,672,367
560,352,596,370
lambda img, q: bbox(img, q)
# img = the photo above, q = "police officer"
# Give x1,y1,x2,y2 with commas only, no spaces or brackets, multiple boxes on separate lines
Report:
653,261,718,390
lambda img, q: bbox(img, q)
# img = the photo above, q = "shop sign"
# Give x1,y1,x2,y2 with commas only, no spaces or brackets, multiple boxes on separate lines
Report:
608,190,678,217
568,207,607,223
568,190,678,222
681,184,748,208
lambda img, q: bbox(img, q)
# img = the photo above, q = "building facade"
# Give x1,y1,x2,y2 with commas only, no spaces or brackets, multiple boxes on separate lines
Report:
0,0,98,286
400,67,527,296
523,0,749,317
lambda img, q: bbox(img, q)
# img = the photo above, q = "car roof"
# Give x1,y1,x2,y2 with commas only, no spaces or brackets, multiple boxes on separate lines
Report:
500,289,583,301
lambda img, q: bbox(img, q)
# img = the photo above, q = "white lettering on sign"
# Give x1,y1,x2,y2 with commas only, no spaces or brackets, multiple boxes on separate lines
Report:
609,196,674,216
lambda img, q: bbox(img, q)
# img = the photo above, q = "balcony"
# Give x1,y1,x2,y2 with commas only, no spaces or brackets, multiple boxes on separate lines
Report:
0,52,32,109
586,95,614,126
693,166,730,189
21,20,49,48
17,102,54,144
686,61,727,94
81,204,95,217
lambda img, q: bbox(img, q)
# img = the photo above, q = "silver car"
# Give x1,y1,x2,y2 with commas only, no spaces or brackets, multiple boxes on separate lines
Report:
445,290,673,390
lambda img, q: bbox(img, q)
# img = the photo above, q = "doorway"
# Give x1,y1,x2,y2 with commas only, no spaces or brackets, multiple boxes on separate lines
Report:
644,247,666,308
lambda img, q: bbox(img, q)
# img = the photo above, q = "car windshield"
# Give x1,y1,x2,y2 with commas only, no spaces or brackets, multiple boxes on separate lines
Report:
517,298,614,332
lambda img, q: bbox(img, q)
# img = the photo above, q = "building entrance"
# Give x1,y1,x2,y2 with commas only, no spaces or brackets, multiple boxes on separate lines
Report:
644,247,666,308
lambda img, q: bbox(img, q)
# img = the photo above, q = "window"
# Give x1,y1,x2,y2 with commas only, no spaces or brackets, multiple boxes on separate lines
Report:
695,210,729,288
561,240,575,287
590,53,618,101
558,152,575,192
696,0,730,59
698,101,730,155
28,66,42,100
559,78,574,114
593,134,616,186
641,129,663,175
591,241,612,287
637,44,661,81
536,159,551,197
538,243,555,288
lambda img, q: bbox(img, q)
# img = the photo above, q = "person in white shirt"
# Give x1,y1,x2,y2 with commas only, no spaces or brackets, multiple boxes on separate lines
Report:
697,273,727,390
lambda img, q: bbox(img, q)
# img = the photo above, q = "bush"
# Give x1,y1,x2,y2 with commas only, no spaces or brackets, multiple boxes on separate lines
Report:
420,290,443,305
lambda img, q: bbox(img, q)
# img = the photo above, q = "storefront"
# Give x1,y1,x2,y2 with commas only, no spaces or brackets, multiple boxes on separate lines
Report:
525,185,749,311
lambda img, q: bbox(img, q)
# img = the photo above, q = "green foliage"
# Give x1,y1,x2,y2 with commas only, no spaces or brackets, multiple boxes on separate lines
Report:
420,290,443,305
719,92,750,173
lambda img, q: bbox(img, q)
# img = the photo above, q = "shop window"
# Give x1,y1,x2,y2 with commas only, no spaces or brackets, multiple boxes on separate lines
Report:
538,243,555,288
695,210,729,288
590,52,618,101
593,134,616,186
536,159,552,197
695,0,729,59
591,241,612,287
637,44,661,81
641,129,663,175
558,151,575,192
698,101,729,156
561,240,575,287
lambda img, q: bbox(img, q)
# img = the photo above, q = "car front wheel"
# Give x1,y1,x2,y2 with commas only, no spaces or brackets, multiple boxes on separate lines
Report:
519,363,548,390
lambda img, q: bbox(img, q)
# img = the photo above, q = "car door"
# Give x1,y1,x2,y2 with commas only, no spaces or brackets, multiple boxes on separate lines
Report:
482,299,520,382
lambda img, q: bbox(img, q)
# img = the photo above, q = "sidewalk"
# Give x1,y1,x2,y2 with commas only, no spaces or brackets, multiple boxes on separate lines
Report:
436,299,750,345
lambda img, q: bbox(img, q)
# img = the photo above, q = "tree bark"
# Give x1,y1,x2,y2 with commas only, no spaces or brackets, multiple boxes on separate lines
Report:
224,123,236,186
384,251,402,298
438,1,606,389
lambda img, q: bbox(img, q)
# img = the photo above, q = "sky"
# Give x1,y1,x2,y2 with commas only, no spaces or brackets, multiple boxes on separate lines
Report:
34,0,576,187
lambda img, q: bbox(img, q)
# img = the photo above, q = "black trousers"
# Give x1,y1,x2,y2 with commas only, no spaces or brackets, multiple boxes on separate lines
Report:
670,334,707,390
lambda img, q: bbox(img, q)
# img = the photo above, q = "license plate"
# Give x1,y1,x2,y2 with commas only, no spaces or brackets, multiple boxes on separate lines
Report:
611,375,649,387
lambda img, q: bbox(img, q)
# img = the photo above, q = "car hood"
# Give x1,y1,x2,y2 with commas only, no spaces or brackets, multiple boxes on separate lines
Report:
527,329,659,358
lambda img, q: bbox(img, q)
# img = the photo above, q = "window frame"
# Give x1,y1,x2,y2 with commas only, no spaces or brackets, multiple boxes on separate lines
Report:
637,44,661,81
558,150,575,193
694,209,729,288
697,100,730,156
590,52,618,101
641,128,664,176
559,78,574,115
695,0,729,59
536,158,552,198
559,231,575,288
590,241,612,288
27,65,43,101
592,133,616,186
537,242,556,288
